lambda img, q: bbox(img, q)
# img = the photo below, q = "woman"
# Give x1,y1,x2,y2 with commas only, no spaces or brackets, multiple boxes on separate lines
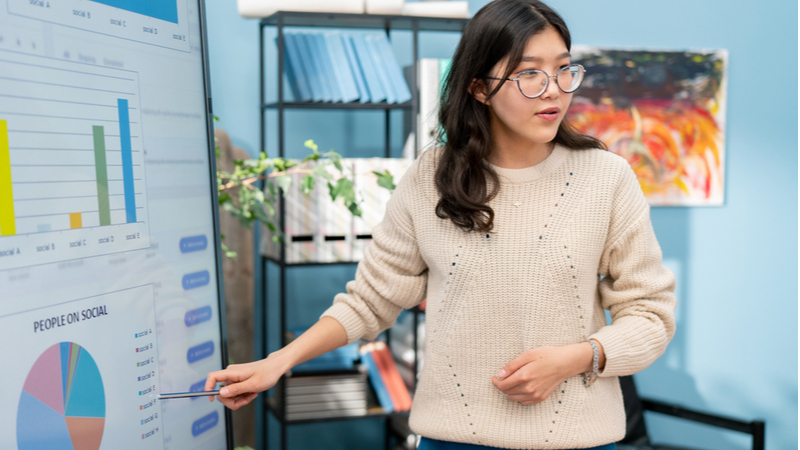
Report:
206,1,676,449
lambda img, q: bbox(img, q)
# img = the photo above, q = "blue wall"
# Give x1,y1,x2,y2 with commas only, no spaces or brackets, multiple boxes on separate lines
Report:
204,1,798,449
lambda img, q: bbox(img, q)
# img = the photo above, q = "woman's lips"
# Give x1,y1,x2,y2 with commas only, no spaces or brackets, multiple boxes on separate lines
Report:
535,110,559,121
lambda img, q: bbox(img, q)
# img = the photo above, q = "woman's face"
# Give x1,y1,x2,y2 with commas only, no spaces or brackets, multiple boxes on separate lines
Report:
478,26,573,151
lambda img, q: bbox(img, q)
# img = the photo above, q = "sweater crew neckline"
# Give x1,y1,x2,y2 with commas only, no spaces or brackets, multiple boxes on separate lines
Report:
486,144,570,184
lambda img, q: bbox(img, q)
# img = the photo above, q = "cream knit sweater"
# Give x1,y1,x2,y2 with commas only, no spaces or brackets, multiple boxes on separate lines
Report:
321,145,676,449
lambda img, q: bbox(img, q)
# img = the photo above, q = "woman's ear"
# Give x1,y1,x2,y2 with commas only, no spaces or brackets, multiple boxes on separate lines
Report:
468,79,490,105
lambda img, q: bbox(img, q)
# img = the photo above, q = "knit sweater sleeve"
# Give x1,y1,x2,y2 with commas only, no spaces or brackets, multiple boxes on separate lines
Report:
319,161,429,345
588,161,677,377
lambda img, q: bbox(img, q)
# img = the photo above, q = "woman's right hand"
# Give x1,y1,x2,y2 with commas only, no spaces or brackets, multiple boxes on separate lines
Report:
204,353,289,410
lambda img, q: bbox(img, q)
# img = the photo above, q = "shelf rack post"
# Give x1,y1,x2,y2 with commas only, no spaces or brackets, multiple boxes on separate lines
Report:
277,13,289,450
257,12,468,450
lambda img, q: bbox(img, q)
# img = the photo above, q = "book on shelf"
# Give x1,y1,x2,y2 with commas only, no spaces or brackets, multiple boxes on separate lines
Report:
360,344,394,413
325,31,361,103
418,58,451,154
371,33,412,104
281,32,411,104
351,34,387,103
365,34,398,104
342,34,371,103
312,33,341,102
295,33,325,102
260,157,412,264
361,341,412,413
401,58,451,159
275,368,369,421
283,33,312,102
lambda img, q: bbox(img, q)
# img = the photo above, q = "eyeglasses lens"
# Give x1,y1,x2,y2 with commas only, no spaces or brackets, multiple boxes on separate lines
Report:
517,65,584,98
518,71,547,98
557,65,584,93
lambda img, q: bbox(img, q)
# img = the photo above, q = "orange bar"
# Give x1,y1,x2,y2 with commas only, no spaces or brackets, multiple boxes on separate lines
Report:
69,213,82,229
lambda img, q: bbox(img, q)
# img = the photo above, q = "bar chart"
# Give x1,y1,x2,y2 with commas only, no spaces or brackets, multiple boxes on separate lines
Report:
89,0,179,24
7,0,189,52
0,50,150,269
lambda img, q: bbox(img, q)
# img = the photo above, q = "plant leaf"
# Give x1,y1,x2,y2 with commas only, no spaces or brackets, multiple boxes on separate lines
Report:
373,170,396,191
301,174,315,195
274,175,291,193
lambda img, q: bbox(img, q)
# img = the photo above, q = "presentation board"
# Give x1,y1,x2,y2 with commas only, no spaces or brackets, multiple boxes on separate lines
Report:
0,0,232,449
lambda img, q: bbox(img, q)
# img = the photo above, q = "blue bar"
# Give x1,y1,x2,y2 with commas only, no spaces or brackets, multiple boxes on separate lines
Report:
117,99,136,224
90,0,178,24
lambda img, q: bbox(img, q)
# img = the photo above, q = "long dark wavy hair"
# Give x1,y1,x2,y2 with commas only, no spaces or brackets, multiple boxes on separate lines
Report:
435,0,606,233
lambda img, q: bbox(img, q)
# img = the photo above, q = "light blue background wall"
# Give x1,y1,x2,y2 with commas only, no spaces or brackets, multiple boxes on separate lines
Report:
204,0,798,449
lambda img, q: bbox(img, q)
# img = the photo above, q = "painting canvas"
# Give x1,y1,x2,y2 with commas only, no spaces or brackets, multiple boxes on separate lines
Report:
567,47,728,206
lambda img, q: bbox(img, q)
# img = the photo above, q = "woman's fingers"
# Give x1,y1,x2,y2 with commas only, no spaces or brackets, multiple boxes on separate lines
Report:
232,393,259,409
205,364,255,401
491,374,525,392
219,377,258,398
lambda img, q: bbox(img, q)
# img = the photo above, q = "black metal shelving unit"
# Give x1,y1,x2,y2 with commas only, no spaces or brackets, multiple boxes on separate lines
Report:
257,11,467,450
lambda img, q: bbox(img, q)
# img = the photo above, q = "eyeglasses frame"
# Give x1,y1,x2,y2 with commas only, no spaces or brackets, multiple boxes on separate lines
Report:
485,64,586,99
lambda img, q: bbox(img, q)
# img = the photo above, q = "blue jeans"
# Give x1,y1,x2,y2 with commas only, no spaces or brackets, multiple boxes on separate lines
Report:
418,437,616,450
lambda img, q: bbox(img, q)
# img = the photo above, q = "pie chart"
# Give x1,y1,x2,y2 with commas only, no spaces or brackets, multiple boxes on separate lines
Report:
16,342,105,450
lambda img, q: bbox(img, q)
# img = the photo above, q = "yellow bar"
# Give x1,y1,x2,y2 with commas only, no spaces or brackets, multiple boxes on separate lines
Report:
0,120,15,236
69,213,82,229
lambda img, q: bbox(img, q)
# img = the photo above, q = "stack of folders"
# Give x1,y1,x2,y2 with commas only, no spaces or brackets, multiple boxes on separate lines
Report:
260,158,412,264
416,58,452,154
277,369,369,421
360,341,412,414
401,57,452,159
282,31,412,104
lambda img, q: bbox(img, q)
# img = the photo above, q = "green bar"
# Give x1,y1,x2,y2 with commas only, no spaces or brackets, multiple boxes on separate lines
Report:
0,120,15,236
92,126,111,226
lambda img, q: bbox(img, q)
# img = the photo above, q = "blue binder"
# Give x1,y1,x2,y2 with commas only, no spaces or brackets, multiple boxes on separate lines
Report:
298,33,328,102
311,33,341,102
351,34,386,103
283,34,311,102
373,33,412,103
361,350,394,413
325,32,360,103
365,34,397,103
342,35,370,103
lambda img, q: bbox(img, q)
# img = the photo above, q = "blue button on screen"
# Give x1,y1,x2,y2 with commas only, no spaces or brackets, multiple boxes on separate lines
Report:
182,270,210,290
180,235,208,253
191,410,219,436
187,341,214,363
185,305,213,326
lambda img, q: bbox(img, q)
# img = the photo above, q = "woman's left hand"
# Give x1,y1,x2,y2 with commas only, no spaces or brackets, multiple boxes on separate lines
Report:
491,343,592,406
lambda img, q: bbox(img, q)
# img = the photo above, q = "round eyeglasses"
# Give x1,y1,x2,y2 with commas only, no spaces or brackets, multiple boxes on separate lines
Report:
486,64,586,99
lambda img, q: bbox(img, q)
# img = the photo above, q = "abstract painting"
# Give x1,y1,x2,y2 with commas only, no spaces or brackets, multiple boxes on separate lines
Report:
567,47,728,206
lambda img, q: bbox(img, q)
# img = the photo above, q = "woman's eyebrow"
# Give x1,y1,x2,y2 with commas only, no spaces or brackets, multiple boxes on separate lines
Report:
520,52,571,62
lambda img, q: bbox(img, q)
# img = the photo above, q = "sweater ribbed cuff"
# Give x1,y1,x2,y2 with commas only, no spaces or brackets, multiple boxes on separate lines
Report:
589,322,651,378
320,302,367,346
